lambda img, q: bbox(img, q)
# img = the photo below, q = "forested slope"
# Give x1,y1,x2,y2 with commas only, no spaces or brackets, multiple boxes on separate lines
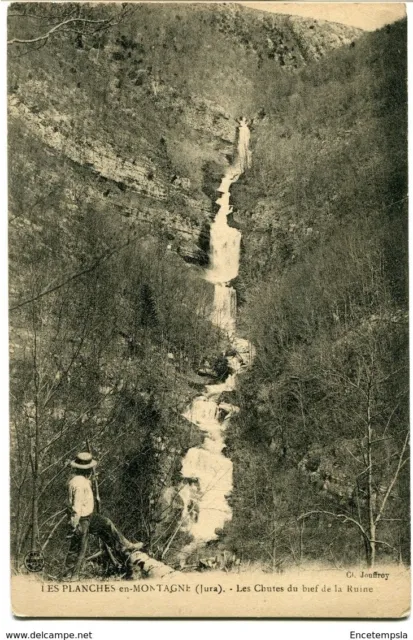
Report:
225,18,408,568
8,3,407,572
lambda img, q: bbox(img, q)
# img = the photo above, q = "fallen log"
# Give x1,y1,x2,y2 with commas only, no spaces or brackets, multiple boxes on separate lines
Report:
87,514,178,579
126,550,177,580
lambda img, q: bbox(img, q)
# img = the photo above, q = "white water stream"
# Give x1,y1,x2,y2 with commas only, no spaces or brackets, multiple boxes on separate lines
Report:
176,119,254,562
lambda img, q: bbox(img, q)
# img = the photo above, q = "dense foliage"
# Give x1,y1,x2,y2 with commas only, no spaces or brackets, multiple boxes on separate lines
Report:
8,3,408,573
9,118,223,573
225,19,409,568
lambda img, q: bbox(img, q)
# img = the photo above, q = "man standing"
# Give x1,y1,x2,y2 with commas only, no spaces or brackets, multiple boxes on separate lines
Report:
65,451,96,580
64,451,145,580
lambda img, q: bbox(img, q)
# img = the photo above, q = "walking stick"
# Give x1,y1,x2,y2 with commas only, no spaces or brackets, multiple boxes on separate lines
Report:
86,438,101,514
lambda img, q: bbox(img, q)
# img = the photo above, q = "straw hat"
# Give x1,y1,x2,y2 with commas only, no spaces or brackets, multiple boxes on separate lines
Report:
70,452,97,470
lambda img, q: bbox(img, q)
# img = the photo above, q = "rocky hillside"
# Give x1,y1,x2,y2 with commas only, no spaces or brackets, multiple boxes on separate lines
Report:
224,19,408,567
8,3,408,572
8,3,362,267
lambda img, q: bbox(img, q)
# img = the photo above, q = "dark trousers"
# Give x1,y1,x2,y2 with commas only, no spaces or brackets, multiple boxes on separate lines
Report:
65,517,91,580
64,514,136,579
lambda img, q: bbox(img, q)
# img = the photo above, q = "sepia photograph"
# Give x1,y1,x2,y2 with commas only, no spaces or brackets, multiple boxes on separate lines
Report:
7,1,410,618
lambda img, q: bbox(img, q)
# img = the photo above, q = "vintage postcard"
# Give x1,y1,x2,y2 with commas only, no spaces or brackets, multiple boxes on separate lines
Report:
8,1,409,618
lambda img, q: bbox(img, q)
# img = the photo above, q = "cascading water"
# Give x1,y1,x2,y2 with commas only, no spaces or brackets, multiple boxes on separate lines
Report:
175,118,254,564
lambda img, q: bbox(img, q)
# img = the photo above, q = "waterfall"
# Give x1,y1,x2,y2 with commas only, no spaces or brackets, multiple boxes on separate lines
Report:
210,284,237,336
175,118,253,565
205,208,241,285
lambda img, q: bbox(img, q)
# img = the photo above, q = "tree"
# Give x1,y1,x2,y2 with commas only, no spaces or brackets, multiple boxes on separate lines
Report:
299,316,409,567
8,4,132,50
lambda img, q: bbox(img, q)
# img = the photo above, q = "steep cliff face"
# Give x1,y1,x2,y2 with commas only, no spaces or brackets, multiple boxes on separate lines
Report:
10,3,407,573
8,2,363,267
204,3,361,67
231,18,407,298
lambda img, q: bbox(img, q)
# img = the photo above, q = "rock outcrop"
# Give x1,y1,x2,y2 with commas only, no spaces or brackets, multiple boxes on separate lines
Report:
8,3,364,258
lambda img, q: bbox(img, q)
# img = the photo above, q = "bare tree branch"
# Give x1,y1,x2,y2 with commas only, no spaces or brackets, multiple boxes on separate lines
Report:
298,509,369,541
9,211,201,312
374,430,410,526
41,514,67,551
10,238,133,311
8,17,111,45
